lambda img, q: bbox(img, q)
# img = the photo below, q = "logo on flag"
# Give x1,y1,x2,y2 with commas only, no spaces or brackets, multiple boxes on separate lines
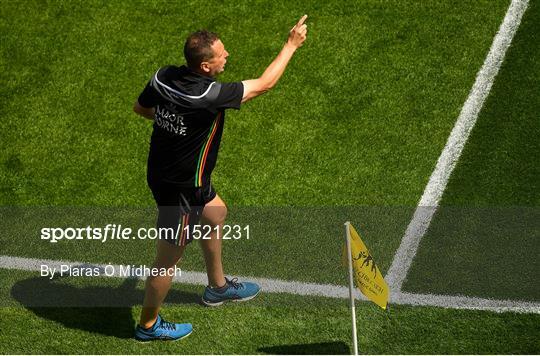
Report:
344,223,389,310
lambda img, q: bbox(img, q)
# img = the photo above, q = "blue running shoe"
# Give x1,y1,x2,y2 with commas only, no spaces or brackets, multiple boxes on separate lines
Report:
134,314,192,342
202,277,261,306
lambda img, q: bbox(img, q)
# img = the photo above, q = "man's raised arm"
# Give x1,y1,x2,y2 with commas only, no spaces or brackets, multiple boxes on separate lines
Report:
241,15,308,103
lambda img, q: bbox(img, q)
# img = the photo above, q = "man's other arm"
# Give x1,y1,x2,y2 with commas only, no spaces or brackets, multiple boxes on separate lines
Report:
133,101,155,120
241,15,308,103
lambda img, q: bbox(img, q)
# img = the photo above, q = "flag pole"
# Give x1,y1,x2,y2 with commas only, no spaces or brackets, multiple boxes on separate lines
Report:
344,221,359,356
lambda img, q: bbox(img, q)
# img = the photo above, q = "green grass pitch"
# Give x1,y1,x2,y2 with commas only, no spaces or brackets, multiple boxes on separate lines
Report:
1,0,538,354
404,0,540,302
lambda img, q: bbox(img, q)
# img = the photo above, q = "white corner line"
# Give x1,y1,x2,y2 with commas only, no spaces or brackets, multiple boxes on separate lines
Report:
392,292,540,314
1,255,538,314
385,0,530,293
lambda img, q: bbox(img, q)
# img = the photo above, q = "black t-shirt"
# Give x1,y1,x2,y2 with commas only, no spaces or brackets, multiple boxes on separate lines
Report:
138,65,243,187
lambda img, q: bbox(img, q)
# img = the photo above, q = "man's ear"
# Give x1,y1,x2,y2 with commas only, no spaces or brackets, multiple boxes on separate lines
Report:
200,62,211,73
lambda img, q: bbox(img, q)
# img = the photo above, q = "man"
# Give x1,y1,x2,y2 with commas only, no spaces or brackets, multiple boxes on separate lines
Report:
133,15,308,341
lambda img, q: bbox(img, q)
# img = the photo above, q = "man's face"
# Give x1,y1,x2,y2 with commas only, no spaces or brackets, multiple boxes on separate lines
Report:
202,40,229,76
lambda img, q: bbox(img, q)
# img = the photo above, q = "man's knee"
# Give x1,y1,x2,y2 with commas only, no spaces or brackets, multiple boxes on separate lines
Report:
153,240,185,268
202,199,227,226
205,207,227,226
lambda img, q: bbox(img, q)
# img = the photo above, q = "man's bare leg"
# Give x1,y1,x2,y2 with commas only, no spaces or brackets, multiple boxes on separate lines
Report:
199,194,261,306
200,194,227,288
139,239,185,328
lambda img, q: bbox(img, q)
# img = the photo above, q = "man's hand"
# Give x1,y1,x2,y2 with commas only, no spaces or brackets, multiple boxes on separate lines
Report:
133,101,155,120
288,15,308,48
241,14,308,103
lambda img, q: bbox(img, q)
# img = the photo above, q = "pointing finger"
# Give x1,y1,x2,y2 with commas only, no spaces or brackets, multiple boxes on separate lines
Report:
296,14,308,27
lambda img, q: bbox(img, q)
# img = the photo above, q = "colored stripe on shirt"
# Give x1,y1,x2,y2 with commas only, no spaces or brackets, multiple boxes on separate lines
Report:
194,112,221,187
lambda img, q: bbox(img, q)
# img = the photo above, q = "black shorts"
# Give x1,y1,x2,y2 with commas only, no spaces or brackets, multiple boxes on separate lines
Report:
148,180,217,246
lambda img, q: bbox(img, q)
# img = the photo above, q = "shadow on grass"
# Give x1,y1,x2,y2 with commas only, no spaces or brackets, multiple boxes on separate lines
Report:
11,274,201,339
258,341,350,354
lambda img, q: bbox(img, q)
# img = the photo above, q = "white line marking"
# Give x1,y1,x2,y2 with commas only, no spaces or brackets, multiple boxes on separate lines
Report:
385,0,530,293
393,292,540,314
1,255,538,314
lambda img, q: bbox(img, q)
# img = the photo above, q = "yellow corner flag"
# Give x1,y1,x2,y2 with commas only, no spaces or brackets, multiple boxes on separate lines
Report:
344,222,389,310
